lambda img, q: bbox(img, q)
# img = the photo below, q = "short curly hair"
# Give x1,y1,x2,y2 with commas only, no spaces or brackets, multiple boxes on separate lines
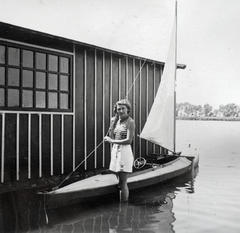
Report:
116,99,131,113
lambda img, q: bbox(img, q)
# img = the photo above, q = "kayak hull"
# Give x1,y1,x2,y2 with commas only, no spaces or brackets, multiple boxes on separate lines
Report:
38,156,198,208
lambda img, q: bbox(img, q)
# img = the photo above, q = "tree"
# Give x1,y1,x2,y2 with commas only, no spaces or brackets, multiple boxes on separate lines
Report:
219,103,239,117
184,102,193,115
203,104,213,116
176,102,240,117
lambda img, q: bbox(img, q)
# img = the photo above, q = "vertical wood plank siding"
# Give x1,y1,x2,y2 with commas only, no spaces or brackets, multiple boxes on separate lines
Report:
0,41,164,186
1,113,5,182
31,114,39,180
96,51,104,168
75,45,85,172
28,114,31,178
53,115,61,175
74,50,164,173
38,114,42,177
16,113,20,180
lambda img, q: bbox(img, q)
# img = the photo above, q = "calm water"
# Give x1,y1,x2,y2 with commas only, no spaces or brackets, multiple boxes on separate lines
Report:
0,120,239,233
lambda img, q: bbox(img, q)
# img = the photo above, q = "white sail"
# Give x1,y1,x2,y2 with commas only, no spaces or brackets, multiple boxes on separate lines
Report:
139,18,176,152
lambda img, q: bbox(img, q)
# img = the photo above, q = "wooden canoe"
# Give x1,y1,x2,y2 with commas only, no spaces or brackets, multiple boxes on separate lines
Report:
38,155,199,209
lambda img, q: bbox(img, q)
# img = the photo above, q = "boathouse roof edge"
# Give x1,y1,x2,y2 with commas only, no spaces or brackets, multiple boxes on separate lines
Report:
0,21,186,69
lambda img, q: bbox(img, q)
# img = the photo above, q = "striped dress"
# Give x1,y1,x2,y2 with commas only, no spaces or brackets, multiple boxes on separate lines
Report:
109,117,134,173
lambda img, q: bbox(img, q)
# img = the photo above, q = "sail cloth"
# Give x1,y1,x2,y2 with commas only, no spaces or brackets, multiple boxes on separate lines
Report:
139,18,176,152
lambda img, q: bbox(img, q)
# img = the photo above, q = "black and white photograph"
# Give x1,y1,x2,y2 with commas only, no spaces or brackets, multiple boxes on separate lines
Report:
0,0,239,232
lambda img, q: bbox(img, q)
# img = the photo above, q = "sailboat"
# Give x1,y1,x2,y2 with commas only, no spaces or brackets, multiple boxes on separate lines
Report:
37,6,199,209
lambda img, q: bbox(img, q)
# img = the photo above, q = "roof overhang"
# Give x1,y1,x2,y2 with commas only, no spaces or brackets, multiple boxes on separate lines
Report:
0,21,186,69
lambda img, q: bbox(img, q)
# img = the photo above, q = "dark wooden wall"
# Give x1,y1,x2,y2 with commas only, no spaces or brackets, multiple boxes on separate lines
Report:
0,22,164,189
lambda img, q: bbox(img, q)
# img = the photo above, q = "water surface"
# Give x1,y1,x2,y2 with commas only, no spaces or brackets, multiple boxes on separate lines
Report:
0,120,239,232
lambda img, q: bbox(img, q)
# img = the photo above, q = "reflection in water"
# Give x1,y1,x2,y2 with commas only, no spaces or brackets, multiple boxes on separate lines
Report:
0,188,47,232
0,166,198,233
46,194,175,233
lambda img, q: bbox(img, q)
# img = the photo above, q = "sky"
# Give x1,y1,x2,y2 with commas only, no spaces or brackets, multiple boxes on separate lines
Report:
177,0,240,109
0,0,240,110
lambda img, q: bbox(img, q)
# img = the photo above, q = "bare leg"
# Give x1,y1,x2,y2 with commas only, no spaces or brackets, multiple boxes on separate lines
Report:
118,172,129,202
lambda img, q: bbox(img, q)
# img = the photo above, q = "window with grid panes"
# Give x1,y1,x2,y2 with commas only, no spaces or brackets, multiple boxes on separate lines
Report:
0,41,72,111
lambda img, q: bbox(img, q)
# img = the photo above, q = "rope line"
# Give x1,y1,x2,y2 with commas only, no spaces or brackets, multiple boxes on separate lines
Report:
57,59,147,187
41,58,147,200
125,59,146,99
44,139,105,206
56,140,105,189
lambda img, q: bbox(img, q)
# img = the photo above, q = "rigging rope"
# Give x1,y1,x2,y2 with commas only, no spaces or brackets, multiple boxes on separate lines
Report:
41,58,147,196
56,140,105,189
125,59,146,99
43,138,106,206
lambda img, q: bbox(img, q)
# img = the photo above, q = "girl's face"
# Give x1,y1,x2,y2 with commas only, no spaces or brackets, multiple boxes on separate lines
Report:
117,104,129,119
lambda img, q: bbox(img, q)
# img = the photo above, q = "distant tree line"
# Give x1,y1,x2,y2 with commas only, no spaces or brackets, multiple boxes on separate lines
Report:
176,102,240,117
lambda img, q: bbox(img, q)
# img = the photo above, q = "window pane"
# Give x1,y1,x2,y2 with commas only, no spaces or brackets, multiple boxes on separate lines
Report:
36,91,46,108
1,44,72,111
8,89,19,107
22,50,33,68
60,57,69,73
8,47,20,66
49,74,58,90
22,90,33,107
8,68,20,86
0,67,5,85
36,72,46,89
0,88,4,106
60,75,69,91
36,52,46,70
0,45,5,64
48,55,58,71
22,70,33,88
48,92,58,108
60,93,68,109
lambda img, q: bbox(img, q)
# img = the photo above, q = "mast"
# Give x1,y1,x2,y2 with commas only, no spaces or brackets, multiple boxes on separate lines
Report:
173,1,177,152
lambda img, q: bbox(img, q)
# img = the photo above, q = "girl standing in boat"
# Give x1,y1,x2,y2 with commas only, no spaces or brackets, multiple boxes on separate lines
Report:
104,99,135,202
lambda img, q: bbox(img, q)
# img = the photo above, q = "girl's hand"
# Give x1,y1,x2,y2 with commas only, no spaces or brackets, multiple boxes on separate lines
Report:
104,136,112,143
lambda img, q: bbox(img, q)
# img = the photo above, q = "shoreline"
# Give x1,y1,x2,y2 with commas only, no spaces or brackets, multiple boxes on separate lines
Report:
176,117,240,121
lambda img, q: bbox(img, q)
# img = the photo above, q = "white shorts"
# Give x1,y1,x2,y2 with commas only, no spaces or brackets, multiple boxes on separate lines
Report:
109,144,134,173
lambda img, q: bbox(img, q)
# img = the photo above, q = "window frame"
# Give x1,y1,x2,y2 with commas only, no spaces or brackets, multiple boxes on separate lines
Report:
0,41,73,112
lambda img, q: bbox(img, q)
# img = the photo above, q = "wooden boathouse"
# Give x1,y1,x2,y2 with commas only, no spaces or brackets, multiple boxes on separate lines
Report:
0,22,185,192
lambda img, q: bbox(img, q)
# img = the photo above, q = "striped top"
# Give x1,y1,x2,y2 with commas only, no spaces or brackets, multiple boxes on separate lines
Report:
114,117,130,140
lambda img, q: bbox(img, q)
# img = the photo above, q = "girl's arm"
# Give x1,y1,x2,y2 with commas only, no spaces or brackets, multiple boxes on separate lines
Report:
109,116,119,139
